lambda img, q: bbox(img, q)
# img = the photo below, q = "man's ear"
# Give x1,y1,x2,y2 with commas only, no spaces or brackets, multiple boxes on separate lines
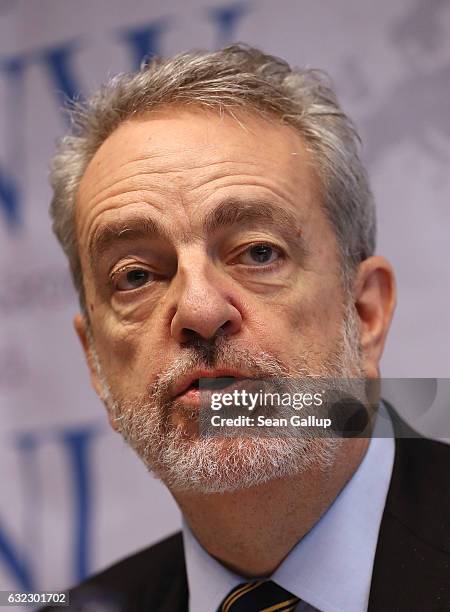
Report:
353,256,397,378
73,313,104,401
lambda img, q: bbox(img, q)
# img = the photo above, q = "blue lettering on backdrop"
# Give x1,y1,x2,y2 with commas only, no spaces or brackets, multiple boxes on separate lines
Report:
0,1,249,228
0,518,34,591
207,1,249,47
0,56,26,229
0,41,83,227
0,167,20,228
119,19,171,70
0,424,103,588
61,427,98,581
40,42,83,110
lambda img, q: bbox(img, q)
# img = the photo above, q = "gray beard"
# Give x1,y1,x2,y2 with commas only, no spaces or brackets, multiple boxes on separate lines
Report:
90,302,366,493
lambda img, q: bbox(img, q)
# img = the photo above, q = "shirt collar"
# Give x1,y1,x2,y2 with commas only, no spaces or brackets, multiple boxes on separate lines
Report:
182,401,395,612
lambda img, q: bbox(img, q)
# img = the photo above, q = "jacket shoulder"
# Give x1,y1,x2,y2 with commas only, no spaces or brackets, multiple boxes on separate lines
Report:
42,531,187,611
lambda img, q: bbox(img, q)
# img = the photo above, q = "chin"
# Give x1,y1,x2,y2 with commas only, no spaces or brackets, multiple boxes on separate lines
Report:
139,434,343,494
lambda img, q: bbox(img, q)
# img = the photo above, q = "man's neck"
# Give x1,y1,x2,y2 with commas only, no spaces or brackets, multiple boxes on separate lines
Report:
172,437,370,577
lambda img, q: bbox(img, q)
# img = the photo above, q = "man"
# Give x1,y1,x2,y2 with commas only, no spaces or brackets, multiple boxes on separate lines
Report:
46,44,449,611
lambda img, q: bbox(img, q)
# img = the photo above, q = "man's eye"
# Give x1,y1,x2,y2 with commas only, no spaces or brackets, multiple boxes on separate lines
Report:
238,244,281,266
113,267,154,291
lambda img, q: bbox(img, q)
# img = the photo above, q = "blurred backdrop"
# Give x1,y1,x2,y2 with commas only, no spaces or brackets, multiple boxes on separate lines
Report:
0,0,449,595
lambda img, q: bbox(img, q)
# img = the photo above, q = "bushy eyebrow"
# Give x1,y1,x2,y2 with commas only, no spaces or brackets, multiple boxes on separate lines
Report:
88,217,170,268
203,198,305,245
88,197,307,268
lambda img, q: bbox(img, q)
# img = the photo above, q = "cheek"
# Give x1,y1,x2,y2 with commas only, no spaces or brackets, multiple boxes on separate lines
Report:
91,312,167,397
94,312,138,367
256,280,344,360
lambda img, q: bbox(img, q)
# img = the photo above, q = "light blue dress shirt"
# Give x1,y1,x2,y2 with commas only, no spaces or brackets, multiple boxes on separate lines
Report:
182,402,395,612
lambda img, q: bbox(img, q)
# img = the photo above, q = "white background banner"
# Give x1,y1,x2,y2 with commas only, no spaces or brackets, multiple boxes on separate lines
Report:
1,0,449,596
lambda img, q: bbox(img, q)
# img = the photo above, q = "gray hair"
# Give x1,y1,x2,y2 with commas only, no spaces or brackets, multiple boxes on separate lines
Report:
49,43,376,314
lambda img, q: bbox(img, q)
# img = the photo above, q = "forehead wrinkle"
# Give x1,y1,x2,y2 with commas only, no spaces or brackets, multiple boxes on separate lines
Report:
88,140,263,187
80,168,183,212
83,143,188,189
81,154,263,214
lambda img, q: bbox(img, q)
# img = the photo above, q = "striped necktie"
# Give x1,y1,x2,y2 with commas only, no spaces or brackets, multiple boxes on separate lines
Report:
217,580,300,611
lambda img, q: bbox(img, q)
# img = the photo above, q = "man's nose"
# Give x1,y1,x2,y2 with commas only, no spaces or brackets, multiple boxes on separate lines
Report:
169,269,243,343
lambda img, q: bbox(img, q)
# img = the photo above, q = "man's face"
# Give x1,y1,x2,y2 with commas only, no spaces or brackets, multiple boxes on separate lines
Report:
75,108,364,492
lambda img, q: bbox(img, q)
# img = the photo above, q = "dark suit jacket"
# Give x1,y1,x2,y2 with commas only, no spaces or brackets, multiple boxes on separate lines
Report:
44,403,450,611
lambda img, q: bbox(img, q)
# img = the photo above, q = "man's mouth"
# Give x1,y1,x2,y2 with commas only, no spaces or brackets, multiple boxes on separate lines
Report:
171,370,251,405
